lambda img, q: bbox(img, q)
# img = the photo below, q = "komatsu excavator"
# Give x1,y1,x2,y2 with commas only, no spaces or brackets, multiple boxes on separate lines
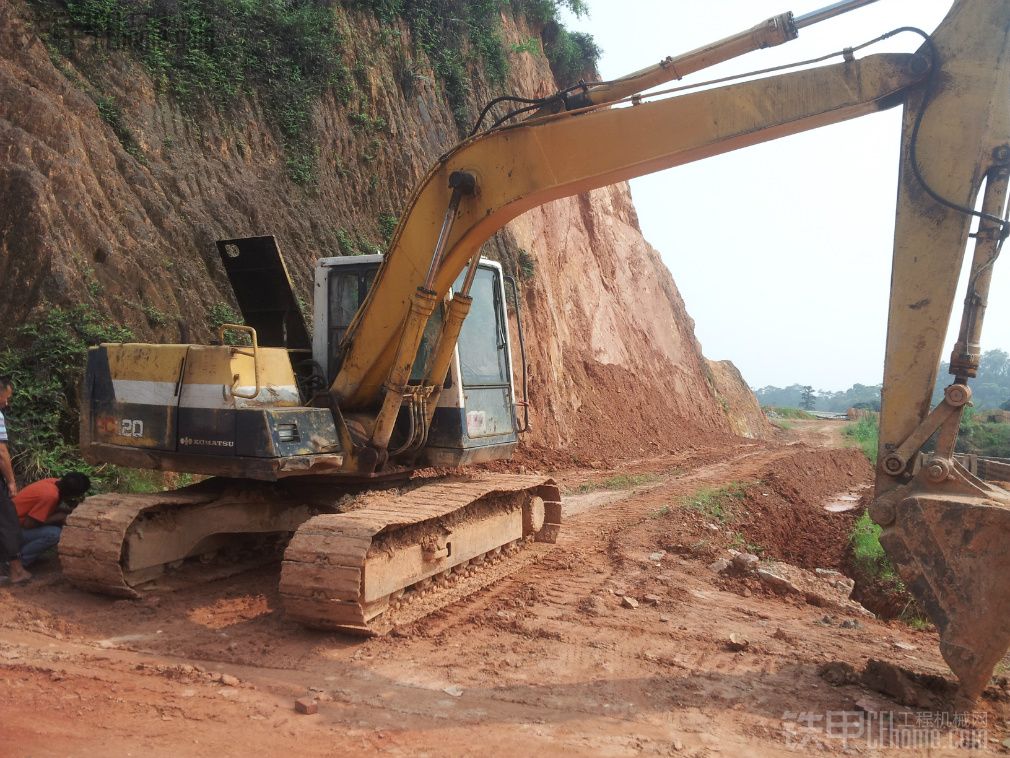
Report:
60,0,1010,701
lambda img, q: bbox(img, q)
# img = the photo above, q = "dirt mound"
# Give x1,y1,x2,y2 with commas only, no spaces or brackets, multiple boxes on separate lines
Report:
735,447,873,570
705,359,773,439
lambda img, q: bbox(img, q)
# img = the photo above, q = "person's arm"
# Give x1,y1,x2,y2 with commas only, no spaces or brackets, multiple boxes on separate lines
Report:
0,442,16,497
43,509,69,526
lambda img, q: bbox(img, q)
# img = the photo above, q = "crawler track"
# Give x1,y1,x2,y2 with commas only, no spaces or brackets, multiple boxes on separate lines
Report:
60,481,323,597
280,474,561,634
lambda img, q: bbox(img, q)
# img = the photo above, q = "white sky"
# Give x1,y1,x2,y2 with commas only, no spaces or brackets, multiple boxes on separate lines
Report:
560,0,1008,391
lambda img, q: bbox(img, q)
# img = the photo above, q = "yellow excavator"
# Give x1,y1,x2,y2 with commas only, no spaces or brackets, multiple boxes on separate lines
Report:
60,0,1010,701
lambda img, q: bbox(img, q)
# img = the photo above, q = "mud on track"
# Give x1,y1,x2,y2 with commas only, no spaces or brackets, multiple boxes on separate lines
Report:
2,421,1009,756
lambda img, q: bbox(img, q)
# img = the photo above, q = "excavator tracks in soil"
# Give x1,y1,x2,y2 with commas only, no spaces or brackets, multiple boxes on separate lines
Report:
60,473,561,635
280,474,561,634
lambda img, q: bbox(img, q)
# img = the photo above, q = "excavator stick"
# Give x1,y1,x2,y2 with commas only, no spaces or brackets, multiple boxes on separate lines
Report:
873,1,1010,702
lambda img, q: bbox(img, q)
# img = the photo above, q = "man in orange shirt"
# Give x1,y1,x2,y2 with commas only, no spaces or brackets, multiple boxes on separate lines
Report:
14,472,90,567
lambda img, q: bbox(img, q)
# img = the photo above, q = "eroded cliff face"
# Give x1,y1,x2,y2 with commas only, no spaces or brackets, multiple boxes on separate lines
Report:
705,359,773,440
0,1,767,461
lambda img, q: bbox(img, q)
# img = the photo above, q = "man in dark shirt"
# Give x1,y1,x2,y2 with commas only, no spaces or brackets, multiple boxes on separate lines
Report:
0,376,29,583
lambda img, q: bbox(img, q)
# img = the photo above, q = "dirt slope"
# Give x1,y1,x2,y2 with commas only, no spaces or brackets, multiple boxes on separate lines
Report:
0,0,764,455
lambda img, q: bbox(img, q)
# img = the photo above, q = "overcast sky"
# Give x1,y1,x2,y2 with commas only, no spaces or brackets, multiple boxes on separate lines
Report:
560,0,1007,392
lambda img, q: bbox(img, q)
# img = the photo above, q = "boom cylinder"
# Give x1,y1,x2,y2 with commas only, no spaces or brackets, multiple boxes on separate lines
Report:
368,288,439,457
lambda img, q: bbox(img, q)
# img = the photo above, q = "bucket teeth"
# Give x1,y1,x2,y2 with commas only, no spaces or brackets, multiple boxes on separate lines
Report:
879,487,1010,701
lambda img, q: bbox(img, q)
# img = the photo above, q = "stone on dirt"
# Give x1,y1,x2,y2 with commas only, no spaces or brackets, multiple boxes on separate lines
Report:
442,685,464,697
726,633,749,652
757,561,871,616
860,659,955,709
818,661,858,686
218,674,240,687
648,551,666,562
295,697,318,715
622,596,640,609
731,552,760,573
642,594,661,606
708,559,730,573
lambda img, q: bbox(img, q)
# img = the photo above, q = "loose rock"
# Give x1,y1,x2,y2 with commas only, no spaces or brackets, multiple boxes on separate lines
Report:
622,596,640,609
708,559,731,574
726,633,749,652
731,552,760,573
295,697,318,715
818,661,858,686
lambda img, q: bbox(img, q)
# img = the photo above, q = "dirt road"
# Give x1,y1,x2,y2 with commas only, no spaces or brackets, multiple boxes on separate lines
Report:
2,421,1007,756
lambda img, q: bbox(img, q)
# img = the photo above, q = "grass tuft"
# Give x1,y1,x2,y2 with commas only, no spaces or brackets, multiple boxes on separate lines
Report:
681,482,748,524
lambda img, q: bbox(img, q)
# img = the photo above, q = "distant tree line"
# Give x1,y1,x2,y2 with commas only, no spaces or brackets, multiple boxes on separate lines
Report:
755,349,1010,412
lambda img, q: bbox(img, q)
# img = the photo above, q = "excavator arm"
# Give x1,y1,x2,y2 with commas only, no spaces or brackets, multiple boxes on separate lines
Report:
329,0,1010,699
332,51,929,456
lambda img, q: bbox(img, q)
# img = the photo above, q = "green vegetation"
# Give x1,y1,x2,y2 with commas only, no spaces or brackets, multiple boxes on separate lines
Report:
141,303,170,328
763,406,815,420
847,510,927,625
681,482,748,524
541,25,600,87
517,249,536,280
353,0,599,132
756,383,881,413
955,405,1010,458
849,511,895,580
511,37,540,55
335,227,382,257
94,94,144,162
378,212,399,244
799,385,816,411
36,0,352,182
758,349,1010,412
730,530,764,555
35,0,601,173
570,472,660,495
844,415,879,463
0,305,131,485
207,302,250,346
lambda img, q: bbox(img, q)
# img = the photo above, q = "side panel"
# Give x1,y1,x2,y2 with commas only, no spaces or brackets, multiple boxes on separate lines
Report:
87,345,188,451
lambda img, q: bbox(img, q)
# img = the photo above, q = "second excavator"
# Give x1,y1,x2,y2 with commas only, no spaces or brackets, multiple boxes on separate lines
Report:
60,0,1010,701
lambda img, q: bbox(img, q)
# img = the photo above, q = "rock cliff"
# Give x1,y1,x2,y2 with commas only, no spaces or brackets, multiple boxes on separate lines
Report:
0,0,767,464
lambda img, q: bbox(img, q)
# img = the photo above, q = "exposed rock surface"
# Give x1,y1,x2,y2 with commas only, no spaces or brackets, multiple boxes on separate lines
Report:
0,1,767,461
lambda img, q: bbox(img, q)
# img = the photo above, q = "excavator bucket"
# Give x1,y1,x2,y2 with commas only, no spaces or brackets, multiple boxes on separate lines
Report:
873,1,1010,701
875,466,1010,701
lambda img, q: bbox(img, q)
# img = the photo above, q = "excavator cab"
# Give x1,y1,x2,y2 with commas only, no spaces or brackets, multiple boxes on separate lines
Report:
313,253,520,466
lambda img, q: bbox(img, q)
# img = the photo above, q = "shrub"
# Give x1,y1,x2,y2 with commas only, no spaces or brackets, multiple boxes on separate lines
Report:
844,415,878,463
0,305,132,483
36,0,351,183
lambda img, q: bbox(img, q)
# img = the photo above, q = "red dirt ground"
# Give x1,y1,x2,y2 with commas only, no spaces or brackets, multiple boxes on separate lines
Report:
2,420,1008,756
